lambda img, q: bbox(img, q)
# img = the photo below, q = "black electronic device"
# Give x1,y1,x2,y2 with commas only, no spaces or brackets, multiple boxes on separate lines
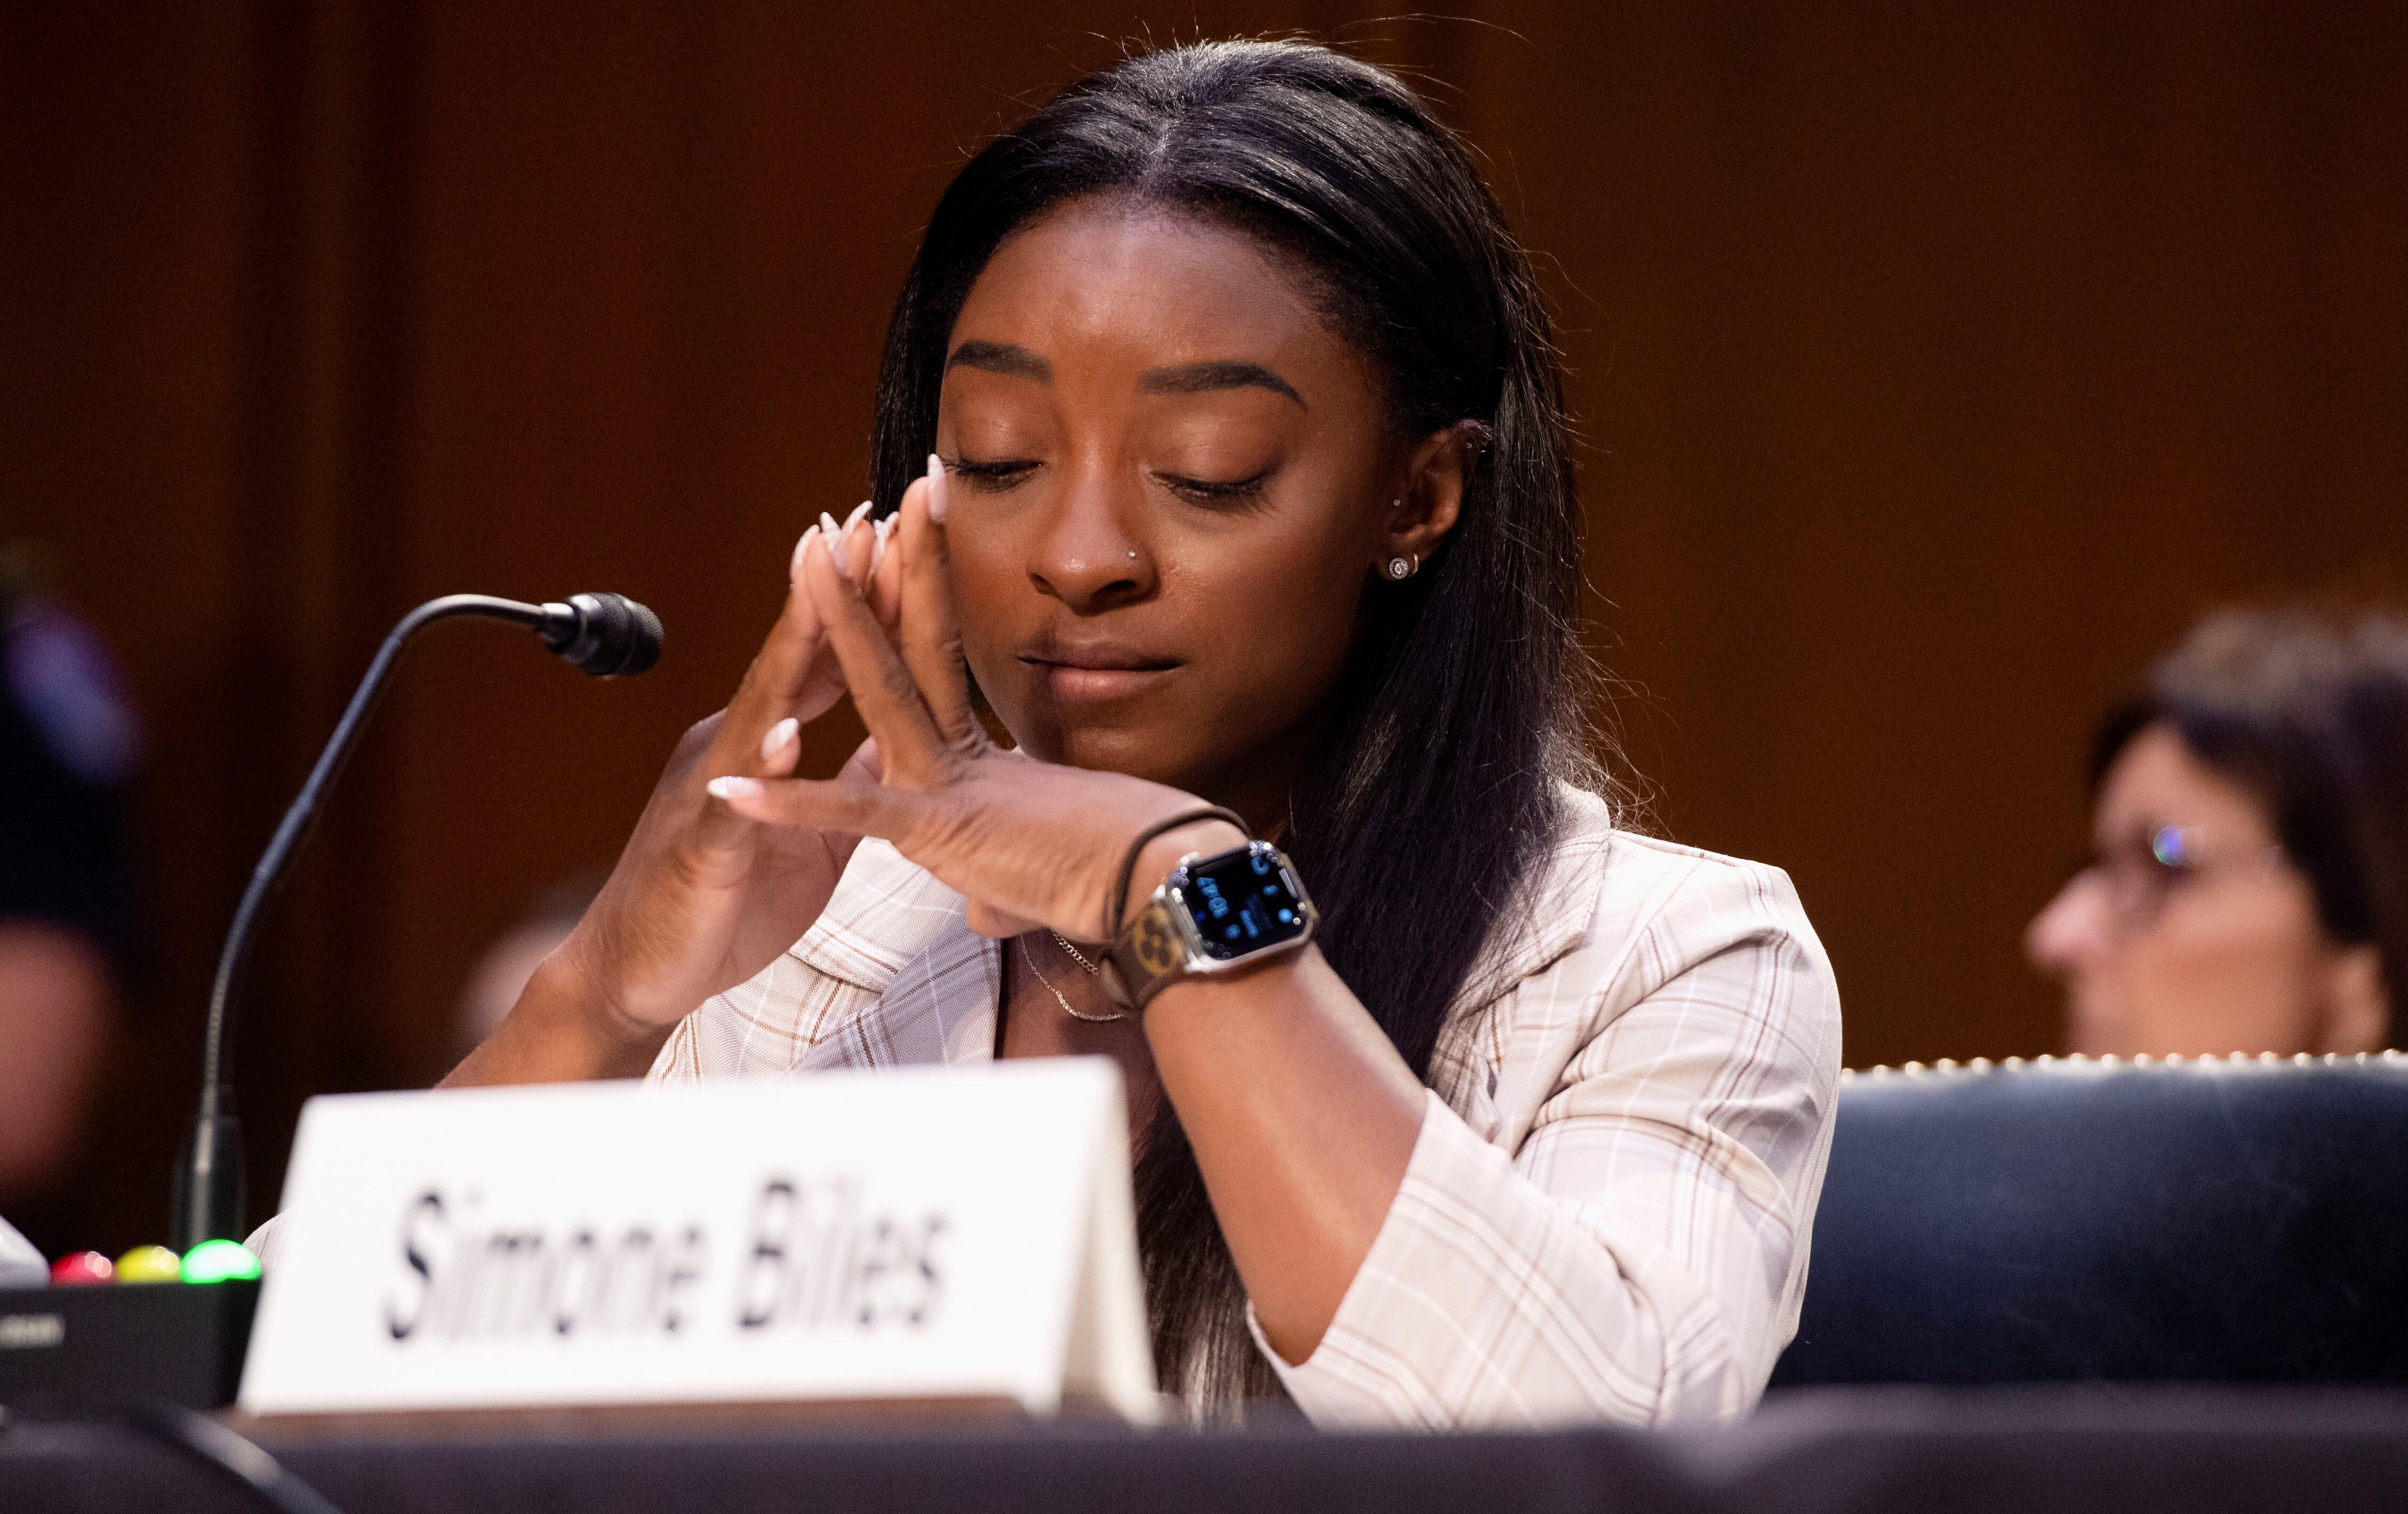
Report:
1175,842,1314,959
1104,839,1318,1010
0,1280,260,1411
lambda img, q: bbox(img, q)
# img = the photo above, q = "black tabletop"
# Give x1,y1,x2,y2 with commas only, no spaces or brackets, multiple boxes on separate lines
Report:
6,1385,2407,1514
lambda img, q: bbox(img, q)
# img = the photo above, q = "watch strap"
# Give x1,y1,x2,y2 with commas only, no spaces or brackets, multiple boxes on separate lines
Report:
1101,891,1191,1012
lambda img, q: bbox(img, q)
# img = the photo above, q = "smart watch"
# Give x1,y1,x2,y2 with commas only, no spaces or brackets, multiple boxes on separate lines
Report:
1101,839,1319,1011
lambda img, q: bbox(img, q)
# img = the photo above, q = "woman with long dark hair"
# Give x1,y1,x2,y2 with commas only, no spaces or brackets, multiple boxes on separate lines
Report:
451,39,1841,1424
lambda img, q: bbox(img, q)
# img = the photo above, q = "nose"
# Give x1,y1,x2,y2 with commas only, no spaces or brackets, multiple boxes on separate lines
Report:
1025,464,1154,614
2025,871,2114,982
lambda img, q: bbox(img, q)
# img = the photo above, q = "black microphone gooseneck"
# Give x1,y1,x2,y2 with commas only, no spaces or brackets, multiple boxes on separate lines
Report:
173,591,663,1251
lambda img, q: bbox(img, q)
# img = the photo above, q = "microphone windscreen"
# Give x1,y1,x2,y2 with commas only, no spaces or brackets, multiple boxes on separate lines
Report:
556,592,663,677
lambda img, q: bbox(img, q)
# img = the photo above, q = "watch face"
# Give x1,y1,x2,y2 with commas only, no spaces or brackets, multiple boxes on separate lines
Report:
1178,844,1311,960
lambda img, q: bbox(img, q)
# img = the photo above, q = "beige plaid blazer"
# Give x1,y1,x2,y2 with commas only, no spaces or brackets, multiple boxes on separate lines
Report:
649,786,1841,1429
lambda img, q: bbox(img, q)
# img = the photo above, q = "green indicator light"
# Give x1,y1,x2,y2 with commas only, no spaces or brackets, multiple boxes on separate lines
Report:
181,1239,262,1284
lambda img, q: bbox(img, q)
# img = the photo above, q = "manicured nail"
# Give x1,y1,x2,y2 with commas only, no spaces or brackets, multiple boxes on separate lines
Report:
790,524,819,576
759,717,798,760
819,511,841,536
707,775,762,800
926,453,948,523
843,501,876,582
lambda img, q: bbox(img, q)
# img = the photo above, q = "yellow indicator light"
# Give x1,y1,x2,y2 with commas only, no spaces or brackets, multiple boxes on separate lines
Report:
115,1245,185,1284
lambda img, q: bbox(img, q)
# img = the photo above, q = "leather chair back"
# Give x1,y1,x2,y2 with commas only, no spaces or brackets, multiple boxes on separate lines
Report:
1770,1052,2408,1385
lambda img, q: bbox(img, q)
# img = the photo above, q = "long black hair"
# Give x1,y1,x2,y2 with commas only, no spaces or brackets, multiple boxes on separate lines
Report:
2093,606,2408,1047
868,39,1602,1412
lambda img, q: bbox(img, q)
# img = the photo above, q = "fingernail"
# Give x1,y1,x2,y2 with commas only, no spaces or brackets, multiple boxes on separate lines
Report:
926,453,948,523
707,775,762,800
759,717,798,760
790,524,819,576
844,502,876,581
820,510,841,536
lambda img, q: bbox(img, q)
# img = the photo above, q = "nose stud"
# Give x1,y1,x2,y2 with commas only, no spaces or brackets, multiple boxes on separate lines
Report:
1128,550,1138,560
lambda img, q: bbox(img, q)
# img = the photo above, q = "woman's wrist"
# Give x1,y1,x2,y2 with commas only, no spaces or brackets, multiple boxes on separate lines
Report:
451,936,673,1086
558,938,688,1072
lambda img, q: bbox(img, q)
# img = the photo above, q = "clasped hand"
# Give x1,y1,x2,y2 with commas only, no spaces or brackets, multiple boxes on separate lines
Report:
707,455,1218,948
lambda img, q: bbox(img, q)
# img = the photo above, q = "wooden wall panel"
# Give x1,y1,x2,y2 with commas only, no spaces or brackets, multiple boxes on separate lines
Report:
1451,1,2408,1062
1,4,261,1249
5,2,2402,1246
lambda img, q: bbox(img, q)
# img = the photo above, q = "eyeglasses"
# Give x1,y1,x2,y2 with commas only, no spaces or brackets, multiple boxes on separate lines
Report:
2067,825,2289,933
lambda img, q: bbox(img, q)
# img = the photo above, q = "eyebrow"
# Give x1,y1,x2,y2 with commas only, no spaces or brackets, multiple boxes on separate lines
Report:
946,341,1052,380
944,342,1302,406
1138,361,1303,405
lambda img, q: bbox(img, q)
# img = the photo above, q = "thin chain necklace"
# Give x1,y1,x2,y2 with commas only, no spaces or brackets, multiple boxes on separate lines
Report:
1050,930,1102,974
1023,932,1127,1023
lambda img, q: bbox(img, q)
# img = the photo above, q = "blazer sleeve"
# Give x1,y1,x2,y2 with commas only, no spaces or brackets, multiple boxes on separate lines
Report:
1248,855,1842,1428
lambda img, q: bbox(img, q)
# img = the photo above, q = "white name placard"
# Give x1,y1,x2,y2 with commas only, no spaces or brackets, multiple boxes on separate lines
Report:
238,1059,1156,1422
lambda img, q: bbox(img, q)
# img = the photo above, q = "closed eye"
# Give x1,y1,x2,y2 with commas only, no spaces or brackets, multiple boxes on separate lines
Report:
944,456,1039,493
1155,468,1272,510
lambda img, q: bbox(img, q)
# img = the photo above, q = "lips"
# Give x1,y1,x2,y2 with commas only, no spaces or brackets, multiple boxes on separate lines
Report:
1016,636,1181,703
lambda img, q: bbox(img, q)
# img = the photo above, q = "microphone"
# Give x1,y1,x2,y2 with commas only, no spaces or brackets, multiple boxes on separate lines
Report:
534,591,664,678
172,592,663,1250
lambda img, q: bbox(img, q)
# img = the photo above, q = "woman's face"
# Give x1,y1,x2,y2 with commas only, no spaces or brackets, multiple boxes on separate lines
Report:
2025,722,2384,1057
932,198,1457,818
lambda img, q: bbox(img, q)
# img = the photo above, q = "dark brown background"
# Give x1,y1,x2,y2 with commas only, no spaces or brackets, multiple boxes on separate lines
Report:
5,2,2403,1250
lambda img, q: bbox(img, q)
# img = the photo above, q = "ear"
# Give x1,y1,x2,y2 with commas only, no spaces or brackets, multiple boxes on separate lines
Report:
1375,422,1481,578
2317,941,2390,1054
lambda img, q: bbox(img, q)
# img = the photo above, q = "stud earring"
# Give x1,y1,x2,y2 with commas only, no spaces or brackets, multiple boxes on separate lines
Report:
1385,554,1417,581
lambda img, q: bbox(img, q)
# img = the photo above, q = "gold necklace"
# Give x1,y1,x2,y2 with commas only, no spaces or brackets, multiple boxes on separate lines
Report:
1023,935,1127,1024
1050,930,1102,975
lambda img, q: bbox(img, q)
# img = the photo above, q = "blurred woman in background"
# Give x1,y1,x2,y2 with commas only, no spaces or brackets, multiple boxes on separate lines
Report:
0,544,144,1251
2027,606,2408,1058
